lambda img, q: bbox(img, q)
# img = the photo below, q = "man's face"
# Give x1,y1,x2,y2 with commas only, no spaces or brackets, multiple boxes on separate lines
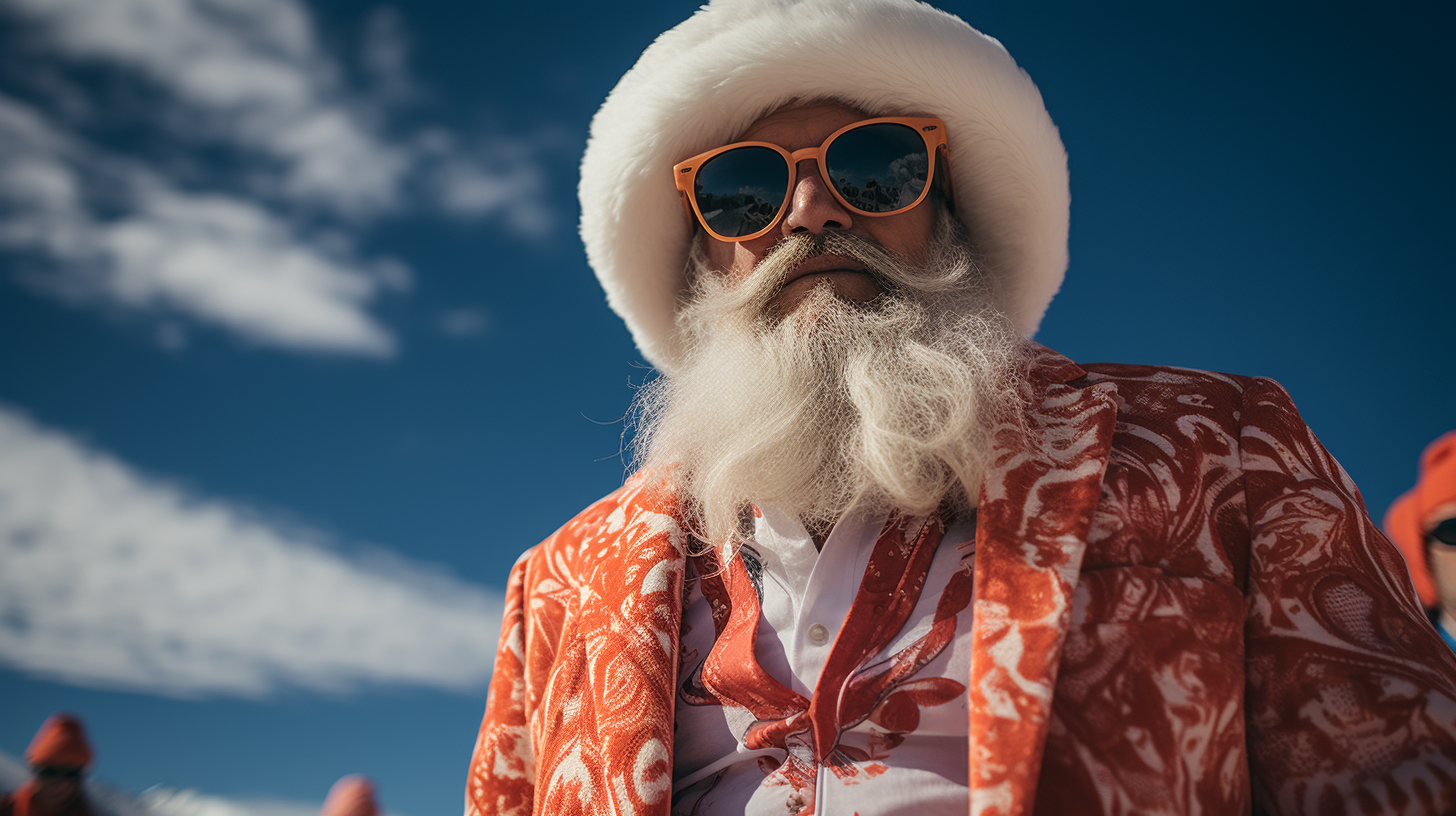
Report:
30,766,83,806
1427,501,1456,618
703,100,942,315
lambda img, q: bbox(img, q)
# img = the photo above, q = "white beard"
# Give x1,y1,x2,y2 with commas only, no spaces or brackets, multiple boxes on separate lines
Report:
631,211,1028,546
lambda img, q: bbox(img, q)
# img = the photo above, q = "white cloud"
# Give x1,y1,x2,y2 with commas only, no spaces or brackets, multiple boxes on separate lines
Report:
0,0,556,354
2,750,350,816
437,307,489,339
154,322,190,351
359,7,416,105
5,0,402,216
3,0,550,221
0,406,502,698
419,132,555,234
137,788,326,816
98,186,404,356
0,95,401,357
0,753,24,792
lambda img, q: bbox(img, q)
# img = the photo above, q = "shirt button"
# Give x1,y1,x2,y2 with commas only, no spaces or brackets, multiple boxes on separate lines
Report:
807,623,830,644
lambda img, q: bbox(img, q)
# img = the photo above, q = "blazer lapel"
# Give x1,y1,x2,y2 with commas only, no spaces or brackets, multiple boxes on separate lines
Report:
968,346,1118,816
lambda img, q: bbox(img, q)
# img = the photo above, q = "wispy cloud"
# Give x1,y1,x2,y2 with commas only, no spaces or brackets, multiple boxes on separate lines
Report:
2,751,352,816
0,406,502,698
436,307,490,339
5,0,404,217
0,96,404,356
0,0,555,355
137,787,333,816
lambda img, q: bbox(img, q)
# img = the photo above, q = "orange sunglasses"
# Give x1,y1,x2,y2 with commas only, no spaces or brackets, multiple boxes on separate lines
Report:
673,116,950,243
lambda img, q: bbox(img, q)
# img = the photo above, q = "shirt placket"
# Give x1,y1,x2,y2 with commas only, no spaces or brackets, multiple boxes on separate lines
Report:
755,507,948,813
754,505,884,698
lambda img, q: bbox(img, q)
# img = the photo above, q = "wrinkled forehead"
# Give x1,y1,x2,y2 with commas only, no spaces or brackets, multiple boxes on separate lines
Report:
730,99,946,154
734,99,877,146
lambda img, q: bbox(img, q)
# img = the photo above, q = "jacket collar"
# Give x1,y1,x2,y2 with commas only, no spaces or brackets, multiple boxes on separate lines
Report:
595,343,1116,816
967,343,1119,816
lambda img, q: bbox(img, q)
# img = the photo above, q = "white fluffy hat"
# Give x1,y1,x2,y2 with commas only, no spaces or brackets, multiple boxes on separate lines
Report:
580,0,1069,372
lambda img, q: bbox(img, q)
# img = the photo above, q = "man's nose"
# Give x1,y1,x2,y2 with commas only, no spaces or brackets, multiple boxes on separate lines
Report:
781,159,853,235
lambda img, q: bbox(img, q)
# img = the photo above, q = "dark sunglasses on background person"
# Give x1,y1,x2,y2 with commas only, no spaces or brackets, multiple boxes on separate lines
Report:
1428,518,1456,548
33,766,84,780
673,116,951,242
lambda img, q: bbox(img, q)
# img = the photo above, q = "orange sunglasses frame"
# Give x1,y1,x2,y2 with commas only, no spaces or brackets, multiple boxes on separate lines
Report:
672,116,951,243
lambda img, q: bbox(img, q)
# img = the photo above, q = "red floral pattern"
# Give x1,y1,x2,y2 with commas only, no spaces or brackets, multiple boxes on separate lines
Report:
466,345,1456,816
677,511,971,812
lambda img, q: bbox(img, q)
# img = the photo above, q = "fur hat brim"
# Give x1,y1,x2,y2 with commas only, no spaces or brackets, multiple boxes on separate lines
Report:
580,0,1069,373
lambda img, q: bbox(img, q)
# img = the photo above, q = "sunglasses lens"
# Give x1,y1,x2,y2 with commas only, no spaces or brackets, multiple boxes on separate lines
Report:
826,123,930,214
1432,518,1456,547
694,145,789,238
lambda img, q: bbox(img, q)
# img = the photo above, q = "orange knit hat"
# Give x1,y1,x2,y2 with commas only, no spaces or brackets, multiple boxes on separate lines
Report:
320,775,379,816
1383,431,1456,608
24,713,94,768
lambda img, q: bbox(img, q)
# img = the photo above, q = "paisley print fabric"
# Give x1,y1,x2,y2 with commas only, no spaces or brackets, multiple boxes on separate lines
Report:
466,344,1456,816
466,474,687,816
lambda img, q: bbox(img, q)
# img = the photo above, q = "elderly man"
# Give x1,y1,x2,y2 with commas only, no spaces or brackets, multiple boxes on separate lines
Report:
1,714,96,816
1386,432,1456,653
466,1,1456,814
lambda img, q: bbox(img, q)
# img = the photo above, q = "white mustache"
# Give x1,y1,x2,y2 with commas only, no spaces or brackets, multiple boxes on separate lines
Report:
708,228,977,325
640,209,1024,547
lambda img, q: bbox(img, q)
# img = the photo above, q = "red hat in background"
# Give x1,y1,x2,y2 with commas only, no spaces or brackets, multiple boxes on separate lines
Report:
24,713,94,768
320,775,379,816
1384,431,1456,608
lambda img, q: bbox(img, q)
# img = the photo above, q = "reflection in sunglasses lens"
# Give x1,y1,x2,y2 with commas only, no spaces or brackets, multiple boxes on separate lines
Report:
826,123,929,214
695,146,789,238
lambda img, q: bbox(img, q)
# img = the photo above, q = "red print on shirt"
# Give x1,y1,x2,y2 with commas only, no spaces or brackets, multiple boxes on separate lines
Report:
679,510,973,813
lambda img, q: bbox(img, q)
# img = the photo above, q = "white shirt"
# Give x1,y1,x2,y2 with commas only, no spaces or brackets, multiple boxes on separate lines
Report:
672,504,978,815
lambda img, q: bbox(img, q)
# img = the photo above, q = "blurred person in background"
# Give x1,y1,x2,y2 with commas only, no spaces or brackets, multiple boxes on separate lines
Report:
465,1,1456,814
0,714,95,816
1386,431,1456,653
319,775,379,816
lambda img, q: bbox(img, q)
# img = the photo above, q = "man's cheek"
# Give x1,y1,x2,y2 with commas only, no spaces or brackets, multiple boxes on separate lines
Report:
1429,542,1456,612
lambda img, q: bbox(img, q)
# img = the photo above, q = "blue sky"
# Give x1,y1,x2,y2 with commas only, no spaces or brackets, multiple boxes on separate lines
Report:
0,1,1451,815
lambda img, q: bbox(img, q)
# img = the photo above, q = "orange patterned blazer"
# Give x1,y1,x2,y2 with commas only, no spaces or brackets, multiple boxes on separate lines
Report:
466,345,1456,816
